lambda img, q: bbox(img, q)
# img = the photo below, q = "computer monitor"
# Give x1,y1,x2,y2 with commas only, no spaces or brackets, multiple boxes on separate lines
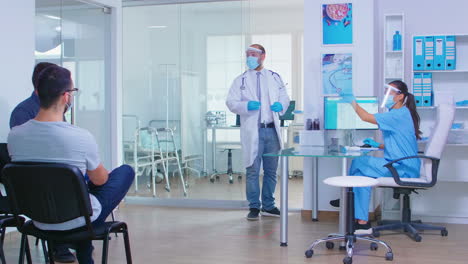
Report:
324,96,378,130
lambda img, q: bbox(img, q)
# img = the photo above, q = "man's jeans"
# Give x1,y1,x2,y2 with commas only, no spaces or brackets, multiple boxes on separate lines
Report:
74,165,135,264
246,127,280,210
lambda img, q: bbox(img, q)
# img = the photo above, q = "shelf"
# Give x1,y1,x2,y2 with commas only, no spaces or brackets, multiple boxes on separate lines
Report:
385,50,403,54
413,70,468,73
417,106,468,110
385,77,403,79
418,142,468,147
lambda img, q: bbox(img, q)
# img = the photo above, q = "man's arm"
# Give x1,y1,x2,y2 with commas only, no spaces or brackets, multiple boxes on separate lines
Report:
9,107,33,128
87,164,108,186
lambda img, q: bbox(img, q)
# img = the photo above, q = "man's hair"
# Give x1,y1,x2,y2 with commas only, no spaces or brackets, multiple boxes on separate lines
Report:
32,62,56,89
36,65,72,109
250,44,266,54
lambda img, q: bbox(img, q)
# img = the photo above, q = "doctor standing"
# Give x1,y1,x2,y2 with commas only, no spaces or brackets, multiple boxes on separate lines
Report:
226,44,290,221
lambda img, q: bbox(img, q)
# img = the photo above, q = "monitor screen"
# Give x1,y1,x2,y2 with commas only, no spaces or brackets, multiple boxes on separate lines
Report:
324,96,379,130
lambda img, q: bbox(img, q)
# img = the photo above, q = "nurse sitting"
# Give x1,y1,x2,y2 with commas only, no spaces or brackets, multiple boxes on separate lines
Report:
339,80,422,233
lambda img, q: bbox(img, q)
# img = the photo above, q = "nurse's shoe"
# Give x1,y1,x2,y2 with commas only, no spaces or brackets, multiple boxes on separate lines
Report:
260,207,280,217
330,199,340,208
354,221,372,235
247,208,260,221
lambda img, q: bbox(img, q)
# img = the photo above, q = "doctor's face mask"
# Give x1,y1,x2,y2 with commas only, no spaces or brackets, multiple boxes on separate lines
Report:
246,47,264,70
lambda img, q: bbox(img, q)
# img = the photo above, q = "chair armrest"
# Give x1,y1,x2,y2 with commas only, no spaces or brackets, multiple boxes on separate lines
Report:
383,155,440,188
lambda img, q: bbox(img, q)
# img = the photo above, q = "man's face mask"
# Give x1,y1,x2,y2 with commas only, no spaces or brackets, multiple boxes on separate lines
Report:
245,47,263,70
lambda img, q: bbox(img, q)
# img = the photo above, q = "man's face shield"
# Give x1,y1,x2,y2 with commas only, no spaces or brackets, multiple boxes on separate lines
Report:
380,84,402,108
245,47,263,58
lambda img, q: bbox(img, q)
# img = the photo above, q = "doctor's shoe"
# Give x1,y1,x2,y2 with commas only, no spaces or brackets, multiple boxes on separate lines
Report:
330,199,340,208
261,207,280,217
354,222,372,235
247,208,260,221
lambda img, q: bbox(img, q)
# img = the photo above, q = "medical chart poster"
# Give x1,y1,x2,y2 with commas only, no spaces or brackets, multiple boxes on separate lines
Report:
322,3,353,45
322,53,352,95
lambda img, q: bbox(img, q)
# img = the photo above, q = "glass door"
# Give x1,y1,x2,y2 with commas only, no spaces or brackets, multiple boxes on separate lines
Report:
35,0,112,168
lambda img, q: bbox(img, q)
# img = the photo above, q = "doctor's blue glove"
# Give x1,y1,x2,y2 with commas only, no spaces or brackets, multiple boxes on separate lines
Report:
270,102,283,112
363,138,380,148
339,90,355,103
247,101,261,111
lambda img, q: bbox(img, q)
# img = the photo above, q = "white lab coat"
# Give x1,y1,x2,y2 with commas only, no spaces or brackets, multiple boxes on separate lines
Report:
226,68,290,168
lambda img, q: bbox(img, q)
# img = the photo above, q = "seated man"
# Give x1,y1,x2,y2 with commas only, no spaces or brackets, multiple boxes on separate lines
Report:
10,62,55,128
8,65,135,264
9,62,76,262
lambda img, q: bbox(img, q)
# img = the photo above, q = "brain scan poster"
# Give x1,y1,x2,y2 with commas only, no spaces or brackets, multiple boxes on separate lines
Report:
322,3,353,45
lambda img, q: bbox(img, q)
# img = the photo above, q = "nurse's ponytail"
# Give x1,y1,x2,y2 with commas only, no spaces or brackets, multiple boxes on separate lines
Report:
389,80,422,140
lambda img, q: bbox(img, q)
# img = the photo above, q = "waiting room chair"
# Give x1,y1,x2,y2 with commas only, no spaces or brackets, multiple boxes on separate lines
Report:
2,162,132,264
0,144,33,263
373,102,455,242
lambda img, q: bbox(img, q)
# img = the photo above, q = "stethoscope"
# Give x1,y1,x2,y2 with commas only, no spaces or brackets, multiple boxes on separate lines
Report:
239,72,287,91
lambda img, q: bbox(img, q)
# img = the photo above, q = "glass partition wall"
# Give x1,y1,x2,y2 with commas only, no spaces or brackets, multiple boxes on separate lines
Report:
123,0,304,207
35,0,112,168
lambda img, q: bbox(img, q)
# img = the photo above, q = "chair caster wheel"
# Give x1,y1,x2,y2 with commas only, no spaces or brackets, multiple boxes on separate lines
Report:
343,256,352,264
370,242,378,251
216,175,220,180
385,252,394,261
326,242,334,249
229,179,234,184
210,178,215,183
441,229,448,237
305,250,313,258
414,234,422,242
372,231,380,237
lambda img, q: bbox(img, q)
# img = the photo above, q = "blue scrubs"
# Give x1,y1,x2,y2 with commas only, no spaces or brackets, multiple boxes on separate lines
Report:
350,107,420,221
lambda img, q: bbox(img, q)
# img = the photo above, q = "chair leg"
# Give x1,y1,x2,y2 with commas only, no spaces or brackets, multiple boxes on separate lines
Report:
123,230,132,264
41,239,49,263
24,237,32,264
19,234,26,264
35,238,39,246
102,236,110,264
46,240,55,264
0,228,7,264
411,223,446,231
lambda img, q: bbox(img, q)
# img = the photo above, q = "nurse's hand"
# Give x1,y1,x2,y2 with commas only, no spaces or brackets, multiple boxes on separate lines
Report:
270,102,283,112
363,138,380,148
339,90,355,103
247,101,261,111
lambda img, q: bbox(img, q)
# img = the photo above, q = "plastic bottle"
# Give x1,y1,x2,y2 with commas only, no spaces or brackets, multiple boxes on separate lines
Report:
312,118,320,130
393,31,402,51
306,119,312,130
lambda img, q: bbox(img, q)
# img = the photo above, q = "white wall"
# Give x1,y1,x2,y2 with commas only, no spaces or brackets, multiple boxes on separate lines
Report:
0,1,35,142
376,0,468,223
303,0,376,212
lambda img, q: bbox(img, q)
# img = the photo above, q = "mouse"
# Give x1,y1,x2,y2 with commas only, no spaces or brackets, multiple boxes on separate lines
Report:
360,144,372,148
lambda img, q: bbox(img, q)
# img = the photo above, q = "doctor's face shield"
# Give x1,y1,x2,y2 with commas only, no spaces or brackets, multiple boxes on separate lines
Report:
381,84,403,109
245,47,264,70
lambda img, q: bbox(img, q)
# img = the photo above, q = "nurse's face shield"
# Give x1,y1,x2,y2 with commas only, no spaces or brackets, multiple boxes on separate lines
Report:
380,84,402,108
245,47,263,58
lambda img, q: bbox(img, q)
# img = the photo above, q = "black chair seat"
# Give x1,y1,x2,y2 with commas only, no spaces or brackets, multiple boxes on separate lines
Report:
21,221,127,242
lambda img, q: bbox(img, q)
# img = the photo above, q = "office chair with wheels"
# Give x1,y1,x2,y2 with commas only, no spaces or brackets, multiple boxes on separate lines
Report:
2,162,132,264
373,102,455,242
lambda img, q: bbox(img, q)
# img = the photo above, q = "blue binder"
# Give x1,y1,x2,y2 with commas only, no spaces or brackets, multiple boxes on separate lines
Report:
424,36,434,70
445,35,456,70
422,73,433,106
413,73,423,107
434,36,446,70
413,36,425,70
